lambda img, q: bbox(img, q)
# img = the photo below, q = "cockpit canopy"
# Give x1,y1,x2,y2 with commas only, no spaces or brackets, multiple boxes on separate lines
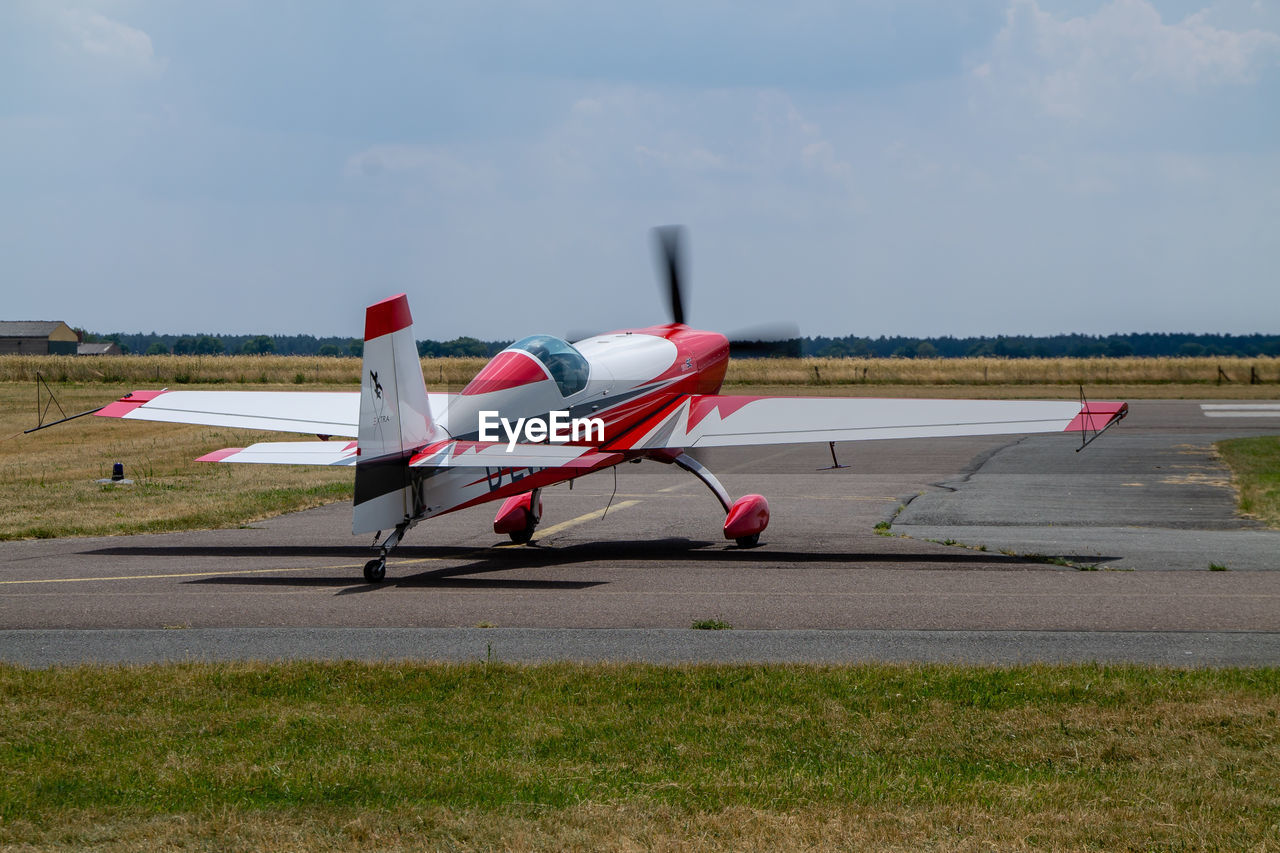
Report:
507,334,589,397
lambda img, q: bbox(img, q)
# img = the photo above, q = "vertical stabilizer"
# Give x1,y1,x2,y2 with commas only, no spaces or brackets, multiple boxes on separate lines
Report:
354,294,436,534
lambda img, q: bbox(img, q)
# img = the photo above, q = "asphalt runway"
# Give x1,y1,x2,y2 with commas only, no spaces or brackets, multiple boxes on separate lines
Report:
2,399,1277,666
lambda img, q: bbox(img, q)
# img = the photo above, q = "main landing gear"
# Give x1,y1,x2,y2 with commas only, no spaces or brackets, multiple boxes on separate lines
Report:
492,488,543,544
665,452,770,547
482,455,767,548
364,519,411,583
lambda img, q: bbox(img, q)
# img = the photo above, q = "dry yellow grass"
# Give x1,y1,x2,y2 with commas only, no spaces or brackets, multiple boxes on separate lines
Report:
722,382,1280,400
726,354,1280,387
9,800,1276,852
3,354,1278,393
0,354,483,389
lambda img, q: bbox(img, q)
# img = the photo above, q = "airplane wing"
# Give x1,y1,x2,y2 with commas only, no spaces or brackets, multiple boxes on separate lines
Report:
605,395,1128,451
95,390,455,438
110,389,1125,464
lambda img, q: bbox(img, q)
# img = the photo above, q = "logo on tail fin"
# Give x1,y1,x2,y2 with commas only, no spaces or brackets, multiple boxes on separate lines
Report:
370,370,383,400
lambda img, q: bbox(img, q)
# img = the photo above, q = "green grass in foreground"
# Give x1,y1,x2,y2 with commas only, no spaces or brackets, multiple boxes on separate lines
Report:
1,662,1277,850
1217,435,1280,529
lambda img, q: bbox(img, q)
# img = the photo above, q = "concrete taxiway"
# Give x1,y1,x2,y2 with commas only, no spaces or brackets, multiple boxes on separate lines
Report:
1,399,1277,666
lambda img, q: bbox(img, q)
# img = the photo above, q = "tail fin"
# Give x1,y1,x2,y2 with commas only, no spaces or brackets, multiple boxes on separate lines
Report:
353,294,437,534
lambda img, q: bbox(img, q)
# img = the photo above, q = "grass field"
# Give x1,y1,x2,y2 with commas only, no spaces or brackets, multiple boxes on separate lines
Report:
0,661,1276,851
1217,436,1280,528
0,383,352,540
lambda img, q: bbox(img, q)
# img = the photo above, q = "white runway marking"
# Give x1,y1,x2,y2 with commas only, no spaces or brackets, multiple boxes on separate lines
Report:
1201,403,1280,418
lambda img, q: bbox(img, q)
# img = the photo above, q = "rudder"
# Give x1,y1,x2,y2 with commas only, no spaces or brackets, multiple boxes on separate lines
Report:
354,293,438,534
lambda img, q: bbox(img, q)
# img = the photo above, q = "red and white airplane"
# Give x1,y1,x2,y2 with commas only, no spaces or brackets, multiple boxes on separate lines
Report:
96,228,1127,582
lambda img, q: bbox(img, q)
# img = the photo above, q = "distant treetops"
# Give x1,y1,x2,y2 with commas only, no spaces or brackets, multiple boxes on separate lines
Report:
71,329,1280,359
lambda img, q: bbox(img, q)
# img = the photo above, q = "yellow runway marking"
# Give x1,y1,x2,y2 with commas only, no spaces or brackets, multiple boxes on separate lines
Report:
531,499,641,540
609,492,697,498
0,557,440,586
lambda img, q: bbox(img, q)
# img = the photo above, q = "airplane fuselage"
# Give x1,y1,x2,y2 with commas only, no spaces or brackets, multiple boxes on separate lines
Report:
392,324,730,524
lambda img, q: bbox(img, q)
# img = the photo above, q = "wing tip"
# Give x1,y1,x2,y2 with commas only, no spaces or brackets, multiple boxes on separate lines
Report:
1065,401,1128,432
197,447,244,463
95,389,168,418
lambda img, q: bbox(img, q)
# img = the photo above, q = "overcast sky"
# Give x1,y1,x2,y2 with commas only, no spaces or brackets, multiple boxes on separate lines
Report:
2,1,1277,340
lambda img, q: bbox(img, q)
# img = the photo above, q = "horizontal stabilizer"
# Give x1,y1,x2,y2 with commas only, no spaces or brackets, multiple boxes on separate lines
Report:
197,441,358,466
96,390,455,437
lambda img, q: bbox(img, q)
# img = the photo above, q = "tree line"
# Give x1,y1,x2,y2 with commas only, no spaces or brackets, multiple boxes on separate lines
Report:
77,329,1280,359
77,331,511,358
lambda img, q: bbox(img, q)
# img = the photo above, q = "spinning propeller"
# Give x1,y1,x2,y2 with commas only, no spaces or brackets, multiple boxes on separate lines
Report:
653,225,687,326
651,225,800,358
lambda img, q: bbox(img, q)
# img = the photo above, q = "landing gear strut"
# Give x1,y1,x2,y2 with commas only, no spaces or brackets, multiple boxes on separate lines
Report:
667,452,770,547
364,520,410,583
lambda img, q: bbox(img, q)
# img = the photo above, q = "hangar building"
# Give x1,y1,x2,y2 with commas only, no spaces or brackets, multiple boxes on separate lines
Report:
0,321,80,355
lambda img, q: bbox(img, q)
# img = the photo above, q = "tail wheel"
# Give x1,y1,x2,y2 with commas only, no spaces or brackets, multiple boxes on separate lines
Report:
734,533,760,548
363,558,386,583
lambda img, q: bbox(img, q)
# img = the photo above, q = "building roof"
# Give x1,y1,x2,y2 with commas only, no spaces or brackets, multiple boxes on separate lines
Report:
77,342,120,355
0,321,72,338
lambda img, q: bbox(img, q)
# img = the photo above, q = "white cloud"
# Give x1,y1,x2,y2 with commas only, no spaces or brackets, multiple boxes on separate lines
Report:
751,90,855,188
343,144,498,194
634,144,727,172
59,9,160,72
801,139,852,182
979,0,1280,117
883,141,943,183
526,86,854,192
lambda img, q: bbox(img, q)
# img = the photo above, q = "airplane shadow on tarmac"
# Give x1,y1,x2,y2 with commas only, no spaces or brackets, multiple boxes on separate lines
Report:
90,538,1117,569
86,544,479,560
78,538,1119,594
